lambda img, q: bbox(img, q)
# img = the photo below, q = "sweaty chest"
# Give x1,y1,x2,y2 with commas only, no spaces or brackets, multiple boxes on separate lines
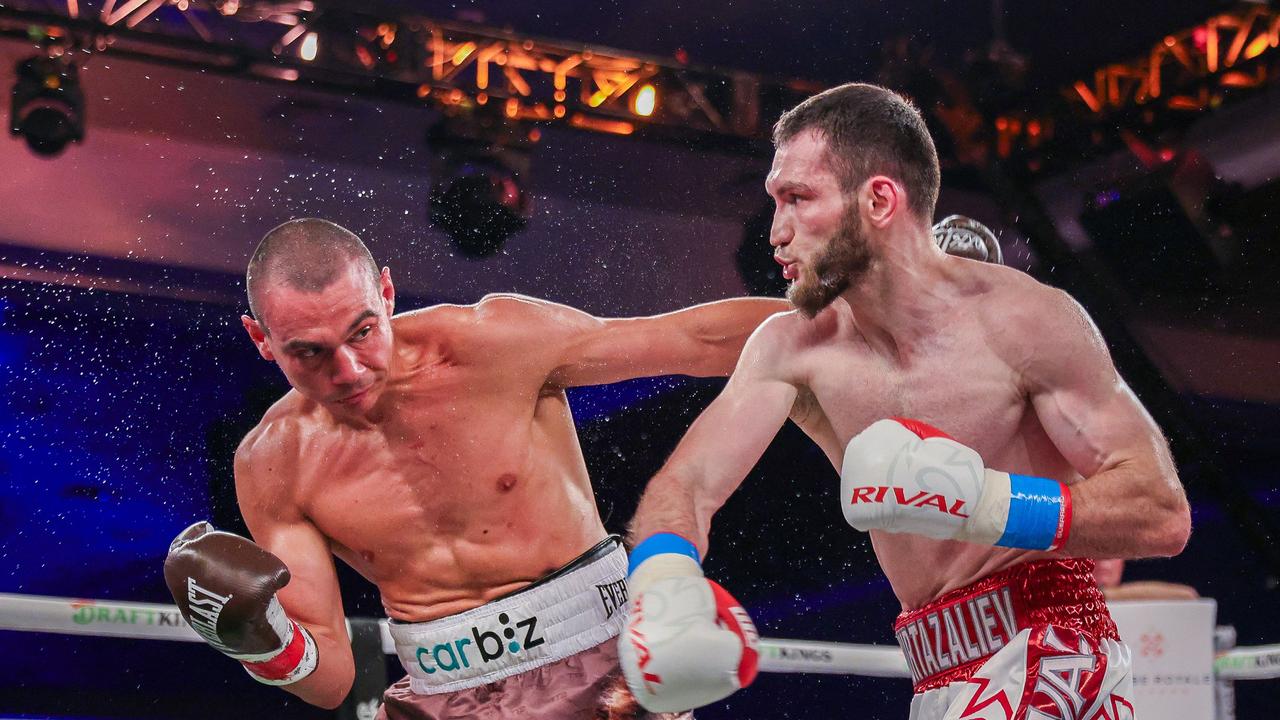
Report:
298,399,540,565
804,334,1026,457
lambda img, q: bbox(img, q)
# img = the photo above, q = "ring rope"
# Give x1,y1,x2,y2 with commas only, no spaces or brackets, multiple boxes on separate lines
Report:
1,592,1274,681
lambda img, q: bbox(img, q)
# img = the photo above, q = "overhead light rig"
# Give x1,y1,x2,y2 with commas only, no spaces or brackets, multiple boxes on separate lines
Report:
990,4,1280,172
1072,8,1278,114
0,1,820,151
9,36,85,156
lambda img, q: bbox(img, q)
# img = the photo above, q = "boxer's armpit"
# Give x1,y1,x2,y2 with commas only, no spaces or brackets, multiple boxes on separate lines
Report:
787,385,844,468
789,385,818,424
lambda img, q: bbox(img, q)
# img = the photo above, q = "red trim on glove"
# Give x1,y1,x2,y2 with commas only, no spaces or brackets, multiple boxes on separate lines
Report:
241,620,308,681
1049,482,1073,552
890,417,955,441
708,581,759,689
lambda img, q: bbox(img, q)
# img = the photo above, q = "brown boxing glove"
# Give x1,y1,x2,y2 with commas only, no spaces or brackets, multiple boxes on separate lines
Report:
163,521,319,685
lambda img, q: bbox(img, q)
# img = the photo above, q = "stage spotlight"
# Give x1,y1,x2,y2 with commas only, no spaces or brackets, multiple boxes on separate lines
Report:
427,112,533,258
300,32,319,62
633,83,657,117
429,159,529,258
10,54,85,157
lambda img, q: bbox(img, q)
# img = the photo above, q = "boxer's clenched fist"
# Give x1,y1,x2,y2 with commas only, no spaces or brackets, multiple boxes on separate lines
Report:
164,521,319,685
619,534,759,712
841,418,1071,551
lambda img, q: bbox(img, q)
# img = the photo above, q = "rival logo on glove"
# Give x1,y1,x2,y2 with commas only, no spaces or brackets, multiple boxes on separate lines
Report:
626,594,663,693
849,486,970,518
414,612,546,676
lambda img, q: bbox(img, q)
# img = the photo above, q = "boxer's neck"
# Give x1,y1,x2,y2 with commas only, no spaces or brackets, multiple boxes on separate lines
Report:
839,224,954,363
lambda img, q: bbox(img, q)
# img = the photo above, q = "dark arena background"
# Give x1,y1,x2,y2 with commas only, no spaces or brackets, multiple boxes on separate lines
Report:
2,1,1279,718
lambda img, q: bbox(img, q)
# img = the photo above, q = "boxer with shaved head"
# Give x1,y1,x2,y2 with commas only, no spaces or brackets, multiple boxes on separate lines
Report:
164,217,790,719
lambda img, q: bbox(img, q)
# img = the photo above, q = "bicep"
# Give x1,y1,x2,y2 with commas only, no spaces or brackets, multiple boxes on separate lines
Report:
544,298,788,387
1025,295,1174,480
1032,370,1170,479
472,295,623,386
491,296,690,388
551,315,682,387
236,475,349,644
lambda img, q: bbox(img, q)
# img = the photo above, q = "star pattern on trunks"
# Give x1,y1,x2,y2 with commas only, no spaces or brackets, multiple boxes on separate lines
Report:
956,626,1135,720
958,676,1014,719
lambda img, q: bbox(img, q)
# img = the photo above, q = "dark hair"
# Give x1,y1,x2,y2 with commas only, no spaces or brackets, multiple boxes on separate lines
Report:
773,82,940,221
245,218,379,332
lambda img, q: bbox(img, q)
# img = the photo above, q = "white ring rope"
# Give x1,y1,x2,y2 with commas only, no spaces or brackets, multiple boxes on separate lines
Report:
1,592,1275,681
755,637,909,676
1214,643,1280,682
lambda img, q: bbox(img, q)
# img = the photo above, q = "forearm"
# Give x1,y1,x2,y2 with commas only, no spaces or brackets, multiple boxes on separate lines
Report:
1060,461,1190,559
280,625,355,709
677,298,789,377
629,467,714,557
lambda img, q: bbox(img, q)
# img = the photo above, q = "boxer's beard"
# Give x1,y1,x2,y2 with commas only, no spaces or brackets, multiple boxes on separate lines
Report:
787,205,873,319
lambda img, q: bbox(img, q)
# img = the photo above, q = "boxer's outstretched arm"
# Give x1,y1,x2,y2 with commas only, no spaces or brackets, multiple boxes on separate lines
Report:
628,316,798,556
235,451,355,709
474,293,788,386
1020,289,1190,559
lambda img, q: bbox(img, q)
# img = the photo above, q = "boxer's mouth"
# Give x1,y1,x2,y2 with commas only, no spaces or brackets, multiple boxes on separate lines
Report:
775,256,798,281
340,386,371,404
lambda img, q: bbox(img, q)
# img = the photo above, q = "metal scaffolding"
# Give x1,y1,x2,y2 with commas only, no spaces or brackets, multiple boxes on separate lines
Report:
0,0,821,149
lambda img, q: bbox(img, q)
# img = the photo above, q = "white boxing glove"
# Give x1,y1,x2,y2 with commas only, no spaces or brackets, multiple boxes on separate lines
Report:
619,533,759,713
840,418,1071,551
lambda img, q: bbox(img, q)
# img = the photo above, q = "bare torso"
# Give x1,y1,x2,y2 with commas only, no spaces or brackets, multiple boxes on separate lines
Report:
784,261,1078,610
243,306,606,622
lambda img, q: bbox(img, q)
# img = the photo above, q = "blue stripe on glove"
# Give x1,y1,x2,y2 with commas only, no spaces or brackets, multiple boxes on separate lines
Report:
997,474,1066,551
628,533,701,576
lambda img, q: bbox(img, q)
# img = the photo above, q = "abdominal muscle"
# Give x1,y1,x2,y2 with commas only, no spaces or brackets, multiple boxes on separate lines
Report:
873,533,1047,611
370,512,606,622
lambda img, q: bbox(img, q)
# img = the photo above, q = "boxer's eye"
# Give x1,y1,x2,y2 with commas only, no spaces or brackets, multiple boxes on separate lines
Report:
352,325,374,341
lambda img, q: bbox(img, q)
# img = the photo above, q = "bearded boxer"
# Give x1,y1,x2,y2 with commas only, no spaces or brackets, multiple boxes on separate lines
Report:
621,83,1191,718
163,218,793,719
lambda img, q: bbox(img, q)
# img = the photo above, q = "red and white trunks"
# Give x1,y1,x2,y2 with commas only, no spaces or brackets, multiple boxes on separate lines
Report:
898,559,1135,720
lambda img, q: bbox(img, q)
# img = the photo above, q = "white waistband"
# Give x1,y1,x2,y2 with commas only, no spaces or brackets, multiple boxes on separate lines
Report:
388,542,629,695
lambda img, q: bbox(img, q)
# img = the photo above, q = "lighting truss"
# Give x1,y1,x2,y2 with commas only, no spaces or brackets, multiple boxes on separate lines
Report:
993,4,1280,167
1070,4,1280,115
0,0,820,149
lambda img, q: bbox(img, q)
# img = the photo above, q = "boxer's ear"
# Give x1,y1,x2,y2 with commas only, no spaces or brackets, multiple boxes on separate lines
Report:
863,175,902,229
241,315,276,362
378,267,395,317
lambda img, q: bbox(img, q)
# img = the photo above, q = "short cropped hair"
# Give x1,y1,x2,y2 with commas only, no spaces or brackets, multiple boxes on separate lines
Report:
773,82,940,221
245,218,378,332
